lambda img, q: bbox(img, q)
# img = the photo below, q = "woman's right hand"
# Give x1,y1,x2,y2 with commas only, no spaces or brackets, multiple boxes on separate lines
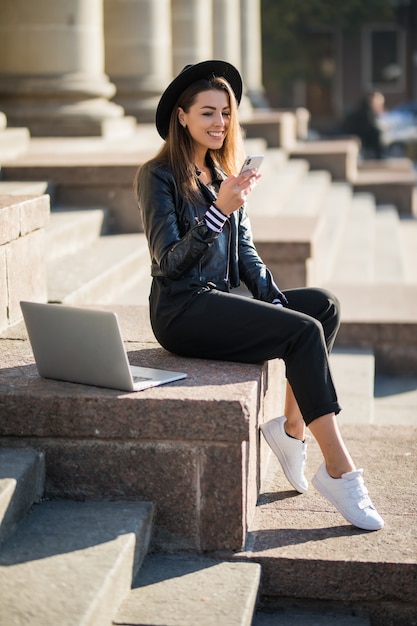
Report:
214,168,261,216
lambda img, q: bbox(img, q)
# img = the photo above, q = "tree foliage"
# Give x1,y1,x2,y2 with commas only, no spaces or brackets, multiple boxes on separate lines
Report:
261,0,396,104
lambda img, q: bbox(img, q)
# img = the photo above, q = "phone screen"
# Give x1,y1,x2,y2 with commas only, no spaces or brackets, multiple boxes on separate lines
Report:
240,155,264,174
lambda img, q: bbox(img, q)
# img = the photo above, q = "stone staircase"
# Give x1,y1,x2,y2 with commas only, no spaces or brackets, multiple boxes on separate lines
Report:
0,447,155,626
246,147,417,376
0,447,261,626
1,124,417,625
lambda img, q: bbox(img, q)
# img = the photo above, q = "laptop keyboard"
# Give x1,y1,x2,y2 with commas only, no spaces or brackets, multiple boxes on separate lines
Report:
133,375,152,382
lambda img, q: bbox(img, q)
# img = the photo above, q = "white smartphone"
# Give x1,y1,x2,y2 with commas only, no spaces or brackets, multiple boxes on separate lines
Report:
240,154,264,174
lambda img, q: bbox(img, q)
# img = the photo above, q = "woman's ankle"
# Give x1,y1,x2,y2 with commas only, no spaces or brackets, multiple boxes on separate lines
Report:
325,462,356,479
284,419,306,442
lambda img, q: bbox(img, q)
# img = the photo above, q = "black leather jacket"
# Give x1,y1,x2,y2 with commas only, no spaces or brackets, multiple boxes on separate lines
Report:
136,160,286,303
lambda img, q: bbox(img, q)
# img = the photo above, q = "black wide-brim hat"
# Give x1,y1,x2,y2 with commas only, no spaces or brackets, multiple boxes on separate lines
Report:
155,59,243,140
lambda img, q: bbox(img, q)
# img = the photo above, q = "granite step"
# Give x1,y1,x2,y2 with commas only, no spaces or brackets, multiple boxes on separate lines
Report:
0,148,144,233
0,499,154,626
330,348,375,425
328,193,376,283
113,270,152,306
398,215,417,283
289,138,360,182
0,127,30,161
234,423,417,626
248,157,310,215
350,166,417,216
374,371,417,426
329,283,417,375
0,180,50,196
374,205,405,283
276,170,332,216
47,207,109,262
0,448,44,546
47,232,150,304
114,554,261,626
306,182,353,285
0,193,50,330
0,304,280,553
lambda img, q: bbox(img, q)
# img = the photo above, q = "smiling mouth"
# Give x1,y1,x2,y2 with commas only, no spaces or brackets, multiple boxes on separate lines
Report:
208,131,224,138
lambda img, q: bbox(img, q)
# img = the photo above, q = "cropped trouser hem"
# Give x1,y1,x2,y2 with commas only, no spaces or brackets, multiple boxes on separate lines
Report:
303,401,342,425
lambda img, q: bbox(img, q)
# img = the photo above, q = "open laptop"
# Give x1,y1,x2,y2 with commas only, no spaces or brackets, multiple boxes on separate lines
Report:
20,301,187,392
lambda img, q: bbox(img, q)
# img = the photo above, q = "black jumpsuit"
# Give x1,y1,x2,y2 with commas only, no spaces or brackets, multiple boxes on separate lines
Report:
137,160,342,425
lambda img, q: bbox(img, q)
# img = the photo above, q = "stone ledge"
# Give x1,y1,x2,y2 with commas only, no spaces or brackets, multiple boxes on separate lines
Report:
0,305,285,552
330,284,417,375
241,110,297,150
289,138,360,182
1,161,145,232
351,173,417,216
0,194,50,244
0,127,30,160
251,214,322,289
0,194,50,330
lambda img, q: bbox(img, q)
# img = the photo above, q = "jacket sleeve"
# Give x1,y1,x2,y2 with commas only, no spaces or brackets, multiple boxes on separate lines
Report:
137,162,220,280
237,205,288,305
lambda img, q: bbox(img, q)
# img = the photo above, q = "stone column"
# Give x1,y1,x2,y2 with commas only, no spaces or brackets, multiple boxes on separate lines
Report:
103,0,172,122
212,0,241,68
171,0,213,75
240,0,268,108
211,0,253,119
0,0,127,136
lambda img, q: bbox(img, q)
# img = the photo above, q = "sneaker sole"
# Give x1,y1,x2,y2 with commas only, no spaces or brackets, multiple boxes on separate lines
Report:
261,421,308,494
312,474,384,531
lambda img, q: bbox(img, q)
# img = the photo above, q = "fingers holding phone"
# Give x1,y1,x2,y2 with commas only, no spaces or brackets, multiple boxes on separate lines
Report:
215,155,263,215
237,154,263,192
240,155,264,174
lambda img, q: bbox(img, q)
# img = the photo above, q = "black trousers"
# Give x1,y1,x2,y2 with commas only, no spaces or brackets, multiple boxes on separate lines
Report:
150,285,342,425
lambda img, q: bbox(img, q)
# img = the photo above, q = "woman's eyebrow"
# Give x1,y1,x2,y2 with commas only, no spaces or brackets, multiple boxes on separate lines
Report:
199,105,230,111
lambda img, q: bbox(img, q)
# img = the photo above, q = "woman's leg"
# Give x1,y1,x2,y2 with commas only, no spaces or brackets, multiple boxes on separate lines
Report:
282,287,341,355
309,412,384,530
284,387,355,476
284,381,305,441
307,412,355,477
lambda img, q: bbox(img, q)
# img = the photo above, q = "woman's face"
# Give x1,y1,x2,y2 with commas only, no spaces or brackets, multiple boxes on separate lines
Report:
178,89,230,155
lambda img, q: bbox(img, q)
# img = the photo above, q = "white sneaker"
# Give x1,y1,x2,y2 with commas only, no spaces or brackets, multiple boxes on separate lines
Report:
260,416,309,493
312,462,384,531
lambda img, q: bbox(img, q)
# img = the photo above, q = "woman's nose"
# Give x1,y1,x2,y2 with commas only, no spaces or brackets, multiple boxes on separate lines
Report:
214,112,224,126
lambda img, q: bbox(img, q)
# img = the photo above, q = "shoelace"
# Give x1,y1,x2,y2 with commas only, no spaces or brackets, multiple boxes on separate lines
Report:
343,471,374,509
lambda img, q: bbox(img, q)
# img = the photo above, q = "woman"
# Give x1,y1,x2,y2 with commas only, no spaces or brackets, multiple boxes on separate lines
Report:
135,60,384,531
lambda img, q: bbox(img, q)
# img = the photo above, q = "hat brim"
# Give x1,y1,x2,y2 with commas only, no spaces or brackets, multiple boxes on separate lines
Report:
155,60,243,140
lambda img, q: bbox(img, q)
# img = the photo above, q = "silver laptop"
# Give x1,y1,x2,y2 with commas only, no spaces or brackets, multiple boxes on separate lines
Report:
20,301,187,392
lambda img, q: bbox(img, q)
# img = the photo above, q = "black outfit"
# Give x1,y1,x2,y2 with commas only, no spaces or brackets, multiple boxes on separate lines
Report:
137,159,342,425
342,98,384,159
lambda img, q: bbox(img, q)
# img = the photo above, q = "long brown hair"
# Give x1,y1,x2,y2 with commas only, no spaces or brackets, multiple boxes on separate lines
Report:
137,76,245,203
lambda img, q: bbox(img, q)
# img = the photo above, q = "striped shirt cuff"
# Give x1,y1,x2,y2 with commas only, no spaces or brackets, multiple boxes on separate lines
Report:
205,204,228,232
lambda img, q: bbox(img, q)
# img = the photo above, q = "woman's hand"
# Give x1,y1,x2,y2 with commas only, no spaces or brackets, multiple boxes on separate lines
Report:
214,169,261,216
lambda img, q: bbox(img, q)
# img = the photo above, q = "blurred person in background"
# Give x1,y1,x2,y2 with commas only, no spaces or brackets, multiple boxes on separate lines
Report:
342,91,385,159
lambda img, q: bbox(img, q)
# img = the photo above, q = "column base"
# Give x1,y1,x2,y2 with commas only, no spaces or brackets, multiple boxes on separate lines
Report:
0,74,138,137
2,98,137,138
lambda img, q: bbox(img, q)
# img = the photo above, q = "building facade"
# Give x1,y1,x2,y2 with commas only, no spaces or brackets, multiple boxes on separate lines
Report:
0,0,265,136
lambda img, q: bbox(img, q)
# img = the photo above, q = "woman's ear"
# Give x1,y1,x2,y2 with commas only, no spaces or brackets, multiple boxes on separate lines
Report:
177,107,186,128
